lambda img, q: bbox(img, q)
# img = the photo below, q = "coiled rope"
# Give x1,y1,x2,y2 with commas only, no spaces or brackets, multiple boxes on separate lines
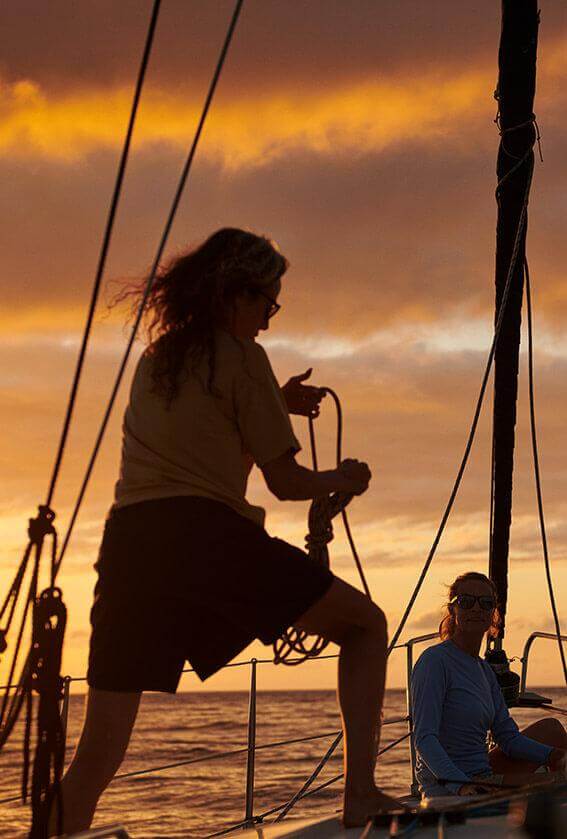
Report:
273,388,370,665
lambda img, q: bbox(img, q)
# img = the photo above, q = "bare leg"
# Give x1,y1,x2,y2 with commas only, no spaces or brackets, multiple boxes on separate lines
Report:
49,688,141,836
295,577,398,827
489,717,567,776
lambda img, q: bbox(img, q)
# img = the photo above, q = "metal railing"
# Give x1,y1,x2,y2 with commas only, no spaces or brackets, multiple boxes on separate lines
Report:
398,632,438,795
1,627,561,833
0,653,408,823
520,631,567,695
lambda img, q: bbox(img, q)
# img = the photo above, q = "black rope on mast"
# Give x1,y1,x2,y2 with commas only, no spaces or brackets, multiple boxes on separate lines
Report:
489,0,540,645
55,0,245,577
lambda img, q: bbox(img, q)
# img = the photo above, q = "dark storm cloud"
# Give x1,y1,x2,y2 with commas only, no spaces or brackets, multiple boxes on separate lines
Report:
1,1,507,94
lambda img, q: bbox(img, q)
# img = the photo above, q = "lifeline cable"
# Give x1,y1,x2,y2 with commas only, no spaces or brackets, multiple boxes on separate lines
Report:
55,0,245,576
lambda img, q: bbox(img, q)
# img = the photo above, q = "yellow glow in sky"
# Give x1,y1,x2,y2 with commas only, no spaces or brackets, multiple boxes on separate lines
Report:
0,69,500,166
1,37,565,167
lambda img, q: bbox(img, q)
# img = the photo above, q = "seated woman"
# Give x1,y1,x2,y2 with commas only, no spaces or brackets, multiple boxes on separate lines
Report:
411,571,566,799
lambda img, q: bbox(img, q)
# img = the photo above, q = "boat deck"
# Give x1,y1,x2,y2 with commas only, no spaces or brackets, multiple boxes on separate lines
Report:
238,791,567,838
240,814,516,838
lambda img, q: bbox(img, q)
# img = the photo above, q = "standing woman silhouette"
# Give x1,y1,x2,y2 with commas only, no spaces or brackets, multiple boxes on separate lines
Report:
53,228,395,833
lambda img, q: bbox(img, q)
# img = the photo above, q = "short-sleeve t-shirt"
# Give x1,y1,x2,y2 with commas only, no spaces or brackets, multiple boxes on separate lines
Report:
114,329,301,527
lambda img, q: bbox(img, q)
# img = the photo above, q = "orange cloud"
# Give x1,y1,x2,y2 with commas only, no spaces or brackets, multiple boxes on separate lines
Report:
0,68,513,167
2,37,566,168
0,305,89,336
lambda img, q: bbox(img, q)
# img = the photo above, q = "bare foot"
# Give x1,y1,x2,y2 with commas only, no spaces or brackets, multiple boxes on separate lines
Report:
343,787,403,828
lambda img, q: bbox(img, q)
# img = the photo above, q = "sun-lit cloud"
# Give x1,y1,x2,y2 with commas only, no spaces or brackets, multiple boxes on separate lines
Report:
0,73,485,166
2,35,566,167
0,305,91,336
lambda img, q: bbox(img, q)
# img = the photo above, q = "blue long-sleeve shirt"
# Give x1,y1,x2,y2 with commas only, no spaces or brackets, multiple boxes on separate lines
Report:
411,640,552,797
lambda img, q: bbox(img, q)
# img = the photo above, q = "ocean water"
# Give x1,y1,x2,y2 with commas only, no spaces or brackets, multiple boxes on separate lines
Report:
1,687,565,837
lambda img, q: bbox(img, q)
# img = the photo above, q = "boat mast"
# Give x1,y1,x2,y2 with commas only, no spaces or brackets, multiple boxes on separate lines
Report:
489,0,539,649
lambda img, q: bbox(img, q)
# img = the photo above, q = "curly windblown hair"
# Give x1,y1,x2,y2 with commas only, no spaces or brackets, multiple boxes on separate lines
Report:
438,572,501,641
116,228,288,403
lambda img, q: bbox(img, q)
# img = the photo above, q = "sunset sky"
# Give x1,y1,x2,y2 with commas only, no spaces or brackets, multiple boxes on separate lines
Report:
2,1,567,693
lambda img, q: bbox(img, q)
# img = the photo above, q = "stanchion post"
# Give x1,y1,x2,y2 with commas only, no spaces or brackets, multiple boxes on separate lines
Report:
405,644,419,796
60,675,71,749
244,658,257,825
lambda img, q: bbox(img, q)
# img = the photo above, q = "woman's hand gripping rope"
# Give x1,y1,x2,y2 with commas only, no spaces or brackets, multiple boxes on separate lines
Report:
338,459,371,496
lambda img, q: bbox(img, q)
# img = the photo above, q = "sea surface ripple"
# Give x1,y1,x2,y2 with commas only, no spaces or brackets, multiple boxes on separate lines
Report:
1,687,565,837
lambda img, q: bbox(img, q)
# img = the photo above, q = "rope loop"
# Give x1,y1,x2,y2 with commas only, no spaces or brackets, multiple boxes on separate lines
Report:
274,395,361,666
304,493,353,556
27,506,56,546
494,110,543,164
496,111,536,137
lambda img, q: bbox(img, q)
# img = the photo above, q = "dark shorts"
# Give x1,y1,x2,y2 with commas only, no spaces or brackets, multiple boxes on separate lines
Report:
87,496,334,692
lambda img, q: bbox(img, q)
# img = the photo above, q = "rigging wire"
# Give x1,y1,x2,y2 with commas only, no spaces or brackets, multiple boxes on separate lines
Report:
55,0,244,574
0,0,164,751
0,12,167,829
387,147,535,653
0,0,163,719
45,0,163,510
525,258,567,684
264,145,567,817
0,2,245,823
